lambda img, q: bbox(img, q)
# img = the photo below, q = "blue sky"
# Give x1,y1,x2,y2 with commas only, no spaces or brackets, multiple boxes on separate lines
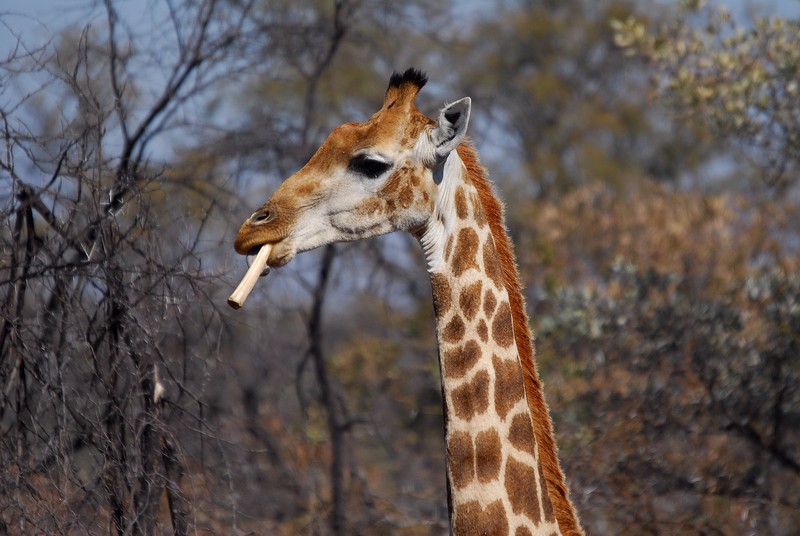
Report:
2,0,163,52
4,0,800,54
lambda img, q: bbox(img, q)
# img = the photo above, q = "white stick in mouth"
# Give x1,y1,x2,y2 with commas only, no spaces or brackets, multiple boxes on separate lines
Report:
227,244,272,309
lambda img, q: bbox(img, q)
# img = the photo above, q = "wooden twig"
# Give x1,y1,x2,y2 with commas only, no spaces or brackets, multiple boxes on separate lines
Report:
227,245,272,309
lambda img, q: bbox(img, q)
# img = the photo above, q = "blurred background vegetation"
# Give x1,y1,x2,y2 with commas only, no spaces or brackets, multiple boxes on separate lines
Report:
1,0,798,534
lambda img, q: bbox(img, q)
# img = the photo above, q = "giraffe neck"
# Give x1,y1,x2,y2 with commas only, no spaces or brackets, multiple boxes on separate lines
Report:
418,148,563,535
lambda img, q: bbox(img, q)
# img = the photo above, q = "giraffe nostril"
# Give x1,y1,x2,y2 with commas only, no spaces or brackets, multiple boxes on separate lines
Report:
250,209,273,224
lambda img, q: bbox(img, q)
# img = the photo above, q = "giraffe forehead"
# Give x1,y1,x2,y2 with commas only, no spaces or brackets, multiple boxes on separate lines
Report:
341,108,433,153
322,122,378,153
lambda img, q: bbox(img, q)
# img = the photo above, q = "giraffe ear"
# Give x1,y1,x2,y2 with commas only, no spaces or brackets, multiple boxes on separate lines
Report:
431,97,471,159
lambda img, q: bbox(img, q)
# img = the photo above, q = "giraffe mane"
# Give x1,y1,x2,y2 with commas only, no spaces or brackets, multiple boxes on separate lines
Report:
456,141,584,536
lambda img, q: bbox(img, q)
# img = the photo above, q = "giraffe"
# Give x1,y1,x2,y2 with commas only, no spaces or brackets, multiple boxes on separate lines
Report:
233,69,584,536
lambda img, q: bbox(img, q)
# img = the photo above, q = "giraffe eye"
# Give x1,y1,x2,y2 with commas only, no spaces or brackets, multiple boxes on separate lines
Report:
349,155,391,179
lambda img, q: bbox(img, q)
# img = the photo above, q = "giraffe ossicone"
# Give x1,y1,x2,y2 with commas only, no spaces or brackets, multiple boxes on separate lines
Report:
233,68,584,536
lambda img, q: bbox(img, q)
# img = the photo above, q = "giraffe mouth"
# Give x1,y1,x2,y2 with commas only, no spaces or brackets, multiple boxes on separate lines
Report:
234,232,268,255
236,235,296,268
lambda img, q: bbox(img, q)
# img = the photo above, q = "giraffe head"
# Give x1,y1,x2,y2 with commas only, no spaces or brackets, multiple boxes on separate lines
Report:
233,69,471,266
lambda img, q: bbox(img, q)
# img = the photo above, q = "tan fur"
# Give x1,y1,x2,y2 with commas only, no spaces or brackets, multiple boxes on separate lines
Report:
456,143,584,536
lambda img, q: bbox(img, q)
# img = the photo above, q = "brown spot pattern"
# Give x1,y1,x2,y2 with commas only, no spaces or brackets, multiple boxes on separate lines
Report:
381,170,402,195
475,428,502,483
430,273,451,316
444,235,454,262
455,187,469,219
493,354,525,420
516,528,534,536
452,370,490,421
539,461,556,522
452,228,480,277
398,185,414,208
400,115,433,146
448,431,475,490
296,182,317,197
483,236,504,288
477,319,488,343
471,193,488,227
443,315,466,343
459,281,482,321
483,289,497,317
505,457,541,523
444,340,482,379
492,301,515,348
454,500,509,536
508,412,537,455
358,198,383,216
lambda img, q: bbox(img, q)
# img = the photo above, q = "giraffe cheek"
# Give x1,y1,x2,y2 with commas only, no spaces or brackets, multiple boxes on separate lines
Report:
357,198,385,217
330,210,390,239
398,184,414,208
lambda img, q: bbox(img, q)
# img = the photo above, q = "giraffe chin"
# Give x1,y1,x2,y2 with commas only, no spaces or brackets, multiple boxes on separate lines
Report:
260,240,295,268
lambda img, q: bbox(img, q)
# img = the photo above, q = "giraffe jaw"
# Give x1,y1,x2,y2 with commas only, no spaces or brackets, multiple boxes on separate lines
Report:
264,239,297,267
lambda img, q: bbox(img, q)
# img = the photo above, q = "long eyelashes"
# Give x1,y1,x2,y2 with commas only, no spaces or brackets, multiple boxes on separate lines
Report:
349,154,392,179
